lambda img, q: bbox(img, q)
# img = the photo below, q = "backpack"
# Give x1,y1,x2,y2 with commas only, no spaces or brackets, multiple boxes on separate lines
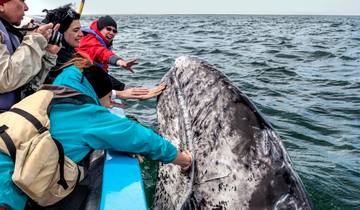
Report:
0,85,96,206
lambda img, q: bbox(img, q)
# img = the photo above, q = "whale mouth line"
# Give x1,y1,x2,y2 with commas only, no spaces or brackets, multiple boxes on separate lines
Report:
195,171,232,185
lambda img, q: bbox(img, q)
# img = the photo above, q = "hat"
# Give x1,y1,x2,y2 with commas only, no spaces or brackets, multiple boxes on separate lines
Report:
0,0,10,5
42,4,80,33
97,15,117,31
82,65,113,98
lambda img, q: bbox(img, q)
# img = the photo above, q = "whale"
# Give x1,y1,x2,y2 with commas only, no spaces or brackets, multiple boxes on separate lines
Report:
153,56,313,210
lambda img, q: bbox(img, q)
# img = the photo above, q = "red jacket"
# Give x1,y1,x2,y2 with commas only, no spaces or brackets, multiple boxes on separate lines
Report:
76,20,115,72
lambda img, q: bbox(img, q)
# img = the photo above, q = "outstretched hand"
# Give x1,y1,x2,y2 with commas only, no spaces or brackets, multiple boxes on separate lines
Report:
116,83,166,100
117,87,150,99
172,150,192,171
116,59,139,73
141,83,166,100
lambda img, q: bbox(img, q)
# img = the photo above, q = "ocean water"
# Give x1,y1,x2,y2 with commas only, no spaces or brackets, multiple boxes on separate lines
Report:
82,15,360,209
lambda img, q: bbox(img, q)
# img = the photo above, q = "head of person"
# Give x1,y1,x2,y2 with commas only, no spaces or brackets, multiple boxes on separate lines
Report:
0,0,28,26
82,64,113,107
97,15,117,42
42,4,82,48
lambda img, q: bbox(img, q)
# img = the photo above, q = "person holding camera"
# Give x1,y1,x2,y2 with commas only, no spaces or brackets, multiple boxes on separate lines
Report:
0,0,61,113
0,0,61,209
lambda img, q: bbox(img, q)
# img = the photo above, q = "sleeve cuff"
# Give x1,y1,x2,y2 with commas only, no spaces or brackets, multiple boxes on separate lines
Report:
109,55,121,66
111,89,117,100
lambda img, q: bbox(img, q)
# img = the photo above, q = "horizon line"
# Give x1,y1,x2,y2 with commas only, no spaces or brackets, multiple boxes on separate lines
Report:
27,13,360,17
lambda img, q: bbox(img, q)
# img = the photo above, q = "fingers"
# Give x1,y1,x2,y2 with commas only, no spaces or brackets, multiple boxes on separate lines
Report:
53,23,60,31
35,23,53,40
35,23,61,42
117,84,165,100
136,155,144,164
126,67,134,73
125,59,139,73
130,87,149,94
145,84,166,98
151,83,167,92
132,87,149,91
39,23,54,31
45,45,61,54
172,149,193,171
128,59,139,65
149,89,163,97
181,150,192,171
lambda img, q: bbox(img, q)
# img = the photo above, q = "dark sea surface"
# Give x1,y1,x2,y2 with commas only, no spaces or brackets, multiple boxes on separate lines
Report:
82,15,360,210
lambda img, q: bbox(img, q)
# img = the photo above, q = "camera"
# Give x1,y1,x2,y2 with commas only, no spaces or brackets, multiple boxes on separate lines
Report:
31,19,63,46
47,29,63,46
20,17,63,46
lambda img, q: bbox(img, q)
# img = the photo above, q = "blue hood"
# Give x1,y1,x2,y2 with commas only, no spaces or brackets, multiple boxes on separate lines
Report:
53,65,101,105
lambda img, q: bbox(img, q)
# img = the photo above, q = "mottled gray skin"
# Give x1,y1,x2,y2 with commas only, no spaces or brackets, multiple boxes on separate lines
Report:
153,56,313,210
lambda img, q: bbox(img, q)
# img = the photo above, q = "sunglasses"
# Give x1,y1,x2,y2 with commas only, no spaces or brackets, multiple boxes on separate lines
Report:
105,27,118,33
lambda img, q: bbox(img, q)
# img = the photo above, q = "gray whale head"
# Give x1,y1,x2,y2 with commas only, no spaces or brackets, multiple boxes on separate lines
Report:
154,56,313,210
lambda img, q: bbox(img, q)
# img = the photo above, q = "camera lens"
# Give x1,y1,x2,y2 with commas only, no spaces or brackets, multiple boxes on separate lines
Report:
48,30,63,46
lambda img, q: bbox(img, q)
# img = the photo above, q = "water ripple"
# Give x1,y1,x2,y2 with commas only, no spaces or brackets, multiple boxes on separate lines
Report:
81,15,360,209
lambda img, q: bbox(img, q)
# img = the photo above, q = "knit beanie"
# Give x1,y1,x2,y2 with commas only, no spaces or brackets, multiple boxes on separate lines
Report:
0,0,10,5
82,65,113,98
97,15,117,31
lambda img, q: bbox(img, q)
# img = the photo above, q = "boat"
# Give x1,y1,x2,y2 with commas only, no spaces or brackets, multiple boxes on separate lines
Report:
99,151,147,210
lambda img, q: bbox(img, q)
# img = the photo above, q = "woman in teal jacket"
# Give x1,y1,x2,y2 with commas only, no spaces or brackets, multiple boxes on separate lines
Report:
0,58,191,210
49,60,191,165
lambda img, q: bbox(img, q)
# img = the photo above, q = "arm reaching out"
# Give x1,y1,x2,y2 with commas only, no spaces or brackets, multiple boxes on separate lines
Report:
116,83,166,100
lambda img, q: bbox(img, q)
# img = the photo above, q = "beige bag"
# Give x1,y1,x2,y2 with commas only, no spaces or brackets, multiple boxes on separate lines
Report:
0,86,93,206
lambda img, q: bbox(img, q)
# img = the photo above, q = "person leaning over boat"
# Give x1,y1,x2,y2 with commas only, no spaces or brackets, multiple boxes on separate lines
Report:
46,57,191,209
77,15,137,87
43,5,164,100
77,15,167,99
0,0,60,113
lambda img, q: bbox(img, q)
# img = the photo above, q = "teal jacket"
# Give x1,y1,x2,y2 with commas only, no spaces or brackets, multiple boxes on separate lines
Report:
0,65,177,210
50,65,177,163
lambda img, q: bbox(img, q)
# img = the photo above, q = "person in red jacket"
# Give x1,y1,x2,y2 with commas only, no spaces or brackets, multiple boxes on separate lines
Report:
77,16,135,89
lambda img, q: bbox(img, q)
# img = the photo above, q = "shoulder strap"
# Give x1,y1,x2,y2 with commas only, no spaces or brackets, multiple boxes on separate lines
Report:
10,108,48,133
40,85,97,106
53,138,69,190
51,94,96,106
0,125,16,161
